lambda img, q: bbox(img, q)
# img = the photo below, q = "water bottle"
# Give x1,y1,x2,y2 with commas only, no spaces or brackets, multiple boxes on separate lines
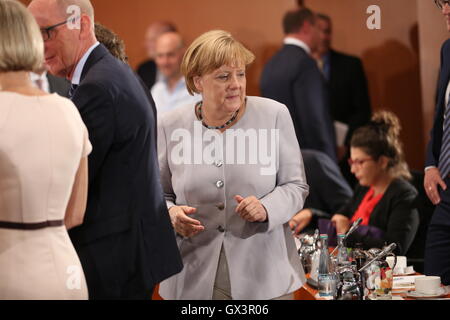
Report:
318,234,336,298
337,233,349,266
310,239,322,282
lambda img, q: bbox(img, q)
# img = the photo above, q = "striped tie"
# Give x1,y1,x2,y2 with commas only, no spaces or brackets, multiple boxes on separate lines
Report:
68,84,78,99
438,98,450,178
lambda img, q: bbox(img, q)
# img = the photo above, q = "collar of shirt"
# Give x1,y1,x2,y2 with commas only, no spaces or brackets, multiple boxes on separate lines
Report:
284,37,311,55
29,71,50,93
161,76,186,92
71,42,100,85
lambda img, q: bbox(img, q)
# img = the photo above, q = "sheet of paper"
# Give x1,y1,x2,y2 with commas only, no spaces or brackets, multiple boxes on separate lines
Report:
334,121,349,147
393,275,426,289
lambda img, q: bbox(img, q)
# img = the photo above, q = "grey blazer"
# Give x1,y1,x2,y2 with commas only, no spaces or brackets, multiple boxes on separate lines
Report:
158,96,308,299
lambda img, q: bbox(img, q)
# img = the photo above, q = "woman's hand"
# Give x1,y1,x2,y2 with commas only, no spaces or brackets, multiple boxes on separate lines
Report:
331,214,351,234
235,195,268,222
168,206,205,238
289,209,313,236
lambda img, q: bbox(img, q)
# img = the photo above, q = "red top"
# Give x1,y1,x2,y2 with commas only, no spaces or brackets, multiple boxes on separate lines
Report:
351,188,384,226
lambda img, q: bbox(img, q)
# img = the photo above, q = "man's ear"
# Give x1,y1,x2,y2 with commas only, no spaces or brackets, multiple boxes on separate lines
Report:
79,15,92,40
193,76,203,92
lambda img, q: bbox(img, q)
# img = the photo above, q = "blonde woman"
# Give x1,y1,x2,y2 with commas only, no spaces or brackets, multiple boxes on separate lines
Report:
0,0,91,299
158,30,309,300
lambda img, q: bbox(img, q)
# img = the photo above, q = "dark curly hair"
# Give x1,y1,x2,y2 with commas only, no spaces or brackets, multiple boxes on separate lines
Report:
95,23,128,64
351,111,411,180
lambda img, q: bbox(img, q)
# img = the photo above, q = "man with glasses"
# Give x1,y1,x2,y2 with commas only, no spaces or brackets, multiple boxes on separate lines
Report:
28,0,183,299
424,0,450,285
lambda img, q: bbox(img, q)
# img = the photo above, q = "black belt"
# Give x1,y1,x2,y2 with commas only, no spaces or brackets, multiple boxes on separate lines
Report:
0,220,64,230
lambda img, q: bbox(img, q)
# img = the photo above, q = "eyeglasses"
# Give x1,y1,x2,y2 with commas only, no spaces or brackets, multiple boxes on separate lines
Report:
348,158,373,167
40,20,68,41
435,0,450,9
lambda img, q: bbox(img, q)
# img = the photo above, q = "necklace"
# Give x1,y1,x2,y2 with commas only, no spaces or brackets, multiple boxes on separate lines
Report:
197,101,240,130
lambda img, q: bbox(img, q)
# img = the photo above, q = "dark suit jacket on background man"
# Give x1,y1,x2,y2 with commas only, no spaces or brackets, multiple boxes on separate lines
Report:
260,44,337,162
327,49,371,146
69,44,183,299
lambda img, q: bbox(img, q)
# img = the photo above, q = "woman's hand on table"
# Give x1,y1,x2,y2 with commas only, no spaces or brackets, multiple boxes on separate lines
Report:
235,195,268,222
289,209,313,235
168,205,205,238
331,214,351,234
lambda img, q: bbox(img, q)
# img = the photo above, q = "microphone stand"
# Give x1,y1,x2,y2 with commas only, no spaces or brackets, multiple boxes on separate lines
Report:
330,218,363,256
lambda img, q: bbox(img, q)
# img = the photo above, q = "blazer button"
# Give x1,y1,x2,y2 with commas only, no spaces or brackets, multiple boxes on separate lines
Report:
216,180,224,188
214,160,224,167
216,202,225,210
217,226,225,233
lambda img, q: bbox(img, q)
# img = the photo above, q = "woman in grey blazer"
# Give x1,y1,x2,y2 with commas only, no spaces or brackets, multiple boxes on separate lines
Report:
158,30,309,300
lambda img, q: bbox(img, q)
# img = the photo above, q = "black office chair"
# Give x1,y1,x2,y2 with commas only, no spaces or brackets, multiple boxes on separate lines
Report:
406,170,435,273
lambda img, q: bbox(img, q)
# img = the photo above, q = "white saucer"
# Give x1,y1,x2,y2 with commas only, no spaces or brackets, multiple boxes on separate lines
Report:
394,270,416,276
406,287,447,299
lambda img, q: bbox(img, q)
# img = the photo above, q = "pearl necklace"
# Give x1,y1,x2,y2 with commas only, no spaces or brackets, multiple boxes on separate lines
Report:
197,101,240,130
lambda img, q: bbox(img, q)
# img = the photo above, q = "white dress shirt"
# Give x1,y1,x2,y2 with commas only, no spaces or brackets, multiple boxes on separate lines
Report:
71,42,100,85
151,77,200,114
29,71,50,93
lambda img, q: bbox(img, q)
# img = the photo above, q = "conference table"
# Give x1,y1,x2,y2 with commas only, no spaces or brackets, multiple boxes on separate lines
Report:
152,275,450,300
295,274,450,300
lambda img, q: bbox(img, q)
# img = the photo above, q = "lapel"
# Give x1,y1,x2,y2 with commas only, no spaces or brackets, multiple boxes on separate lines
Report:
368,179,398,225
79,44,110,84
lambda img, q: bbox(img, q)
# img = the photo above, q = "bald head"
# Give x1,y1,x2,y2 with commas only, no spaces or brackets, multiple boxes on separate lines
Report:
154,32,185,84
29,0,94,22
28,0,97,79
156,32,184,52
144,21,177,59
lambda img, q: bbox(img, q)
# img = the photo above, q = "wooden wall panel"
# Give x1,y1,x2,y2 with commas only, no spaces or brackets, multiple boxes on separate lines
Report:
19,0,450,170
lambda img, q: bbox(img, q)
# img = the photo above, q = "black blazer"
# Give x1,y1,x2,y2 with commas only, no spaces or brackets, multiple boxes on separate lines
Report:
302,149,353,214
328,50,372,145
339,178,419,255
136,59,157,90
426,39,450,169
68,44,183,299
260,44,337,162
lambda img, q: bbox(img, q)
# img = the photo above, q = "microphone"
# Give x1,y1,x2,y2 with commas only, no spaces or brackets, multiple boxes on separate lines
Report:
358,243,397,272
330,218,363,256
343,218,363,241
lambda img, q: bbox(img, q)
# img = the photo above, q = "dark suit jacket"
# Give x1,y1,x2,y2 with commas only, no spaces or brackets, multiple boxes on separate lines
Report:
260,44,337,162
47,73,70,97
136,59,157,90
302,149,352,214
426,39,450,169
68,44,183,299
328,49,372,145
339,178,419,255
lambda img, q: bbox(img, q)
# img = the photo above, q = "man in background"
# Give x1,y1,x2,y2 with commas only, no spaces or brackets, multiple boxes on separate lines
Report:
423,0,450,286
312,13,371,186
260,8,337,163
151,32,199,113
137,21,177,90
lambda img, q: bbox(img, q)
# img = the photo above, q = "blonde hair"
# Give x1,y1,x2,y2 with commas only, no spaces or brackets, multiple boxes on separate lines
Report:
351,111,411,180
0,0,44,73
181,30,255,95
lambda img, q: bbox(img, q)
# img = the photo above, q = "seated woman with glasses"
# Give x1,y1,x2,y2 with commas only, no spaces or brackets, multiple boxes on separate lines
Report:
290,111,419,255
